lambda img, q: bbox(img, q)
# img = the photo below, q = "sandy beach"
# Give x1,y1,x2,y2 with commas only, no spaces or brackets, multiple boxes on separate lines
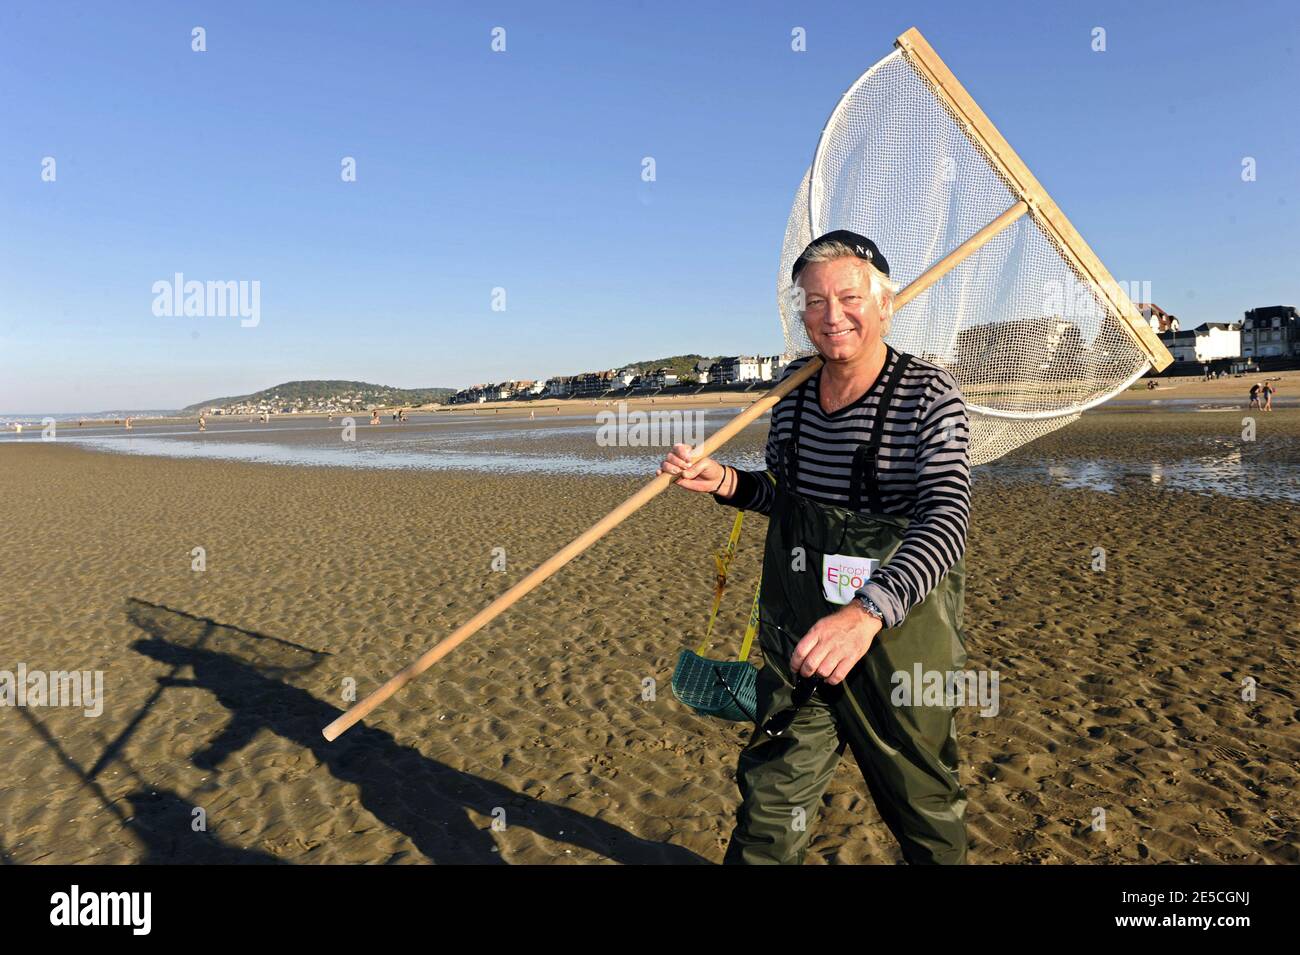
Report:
1,407,1298,864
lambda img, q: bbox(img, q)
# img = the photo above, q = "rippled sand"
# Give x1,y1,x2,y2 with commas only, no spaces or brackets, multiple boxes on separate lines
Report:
1,409,1297,864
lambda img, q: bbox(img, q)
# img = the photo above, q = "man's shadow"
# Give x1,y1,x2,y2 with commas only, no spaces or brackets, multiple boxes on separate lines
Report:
125,598,707,864
16,701,282,864
125,787,285,864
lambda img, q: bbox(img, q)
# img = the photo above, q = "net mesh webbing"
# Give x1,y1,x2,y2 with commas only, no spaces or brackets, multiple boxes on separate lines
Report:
778,48,1152,467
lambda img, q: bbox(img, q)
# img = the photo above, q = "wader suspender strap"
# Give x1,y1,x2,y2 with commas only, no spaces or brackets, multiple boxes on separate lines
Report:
784,350,911,505
849,352,911,512
783,371,809,490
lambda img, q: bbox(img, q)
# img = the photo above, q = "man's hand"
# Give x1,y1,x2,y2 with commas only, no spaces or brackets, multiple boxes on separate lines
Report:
790,602,883,685
658,443,729,495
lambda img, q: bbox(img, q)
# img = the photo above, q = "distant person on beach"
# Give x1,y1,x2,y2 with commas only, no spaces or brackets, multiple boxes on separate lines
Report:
198,415,206,432
124,417,133,430
370,410,381,425
1262,381,1276,411
660,230,970,865
1249,384,1261,409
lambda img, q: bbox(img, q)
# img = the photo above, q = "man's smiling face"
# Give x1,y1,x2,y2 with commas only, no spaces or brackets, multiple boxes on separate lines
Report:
798,257,886,364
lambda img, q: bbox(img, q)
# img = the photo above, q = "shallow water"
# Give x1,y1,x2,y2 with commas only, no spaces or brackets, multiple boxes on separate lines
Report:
977,453,1300,502
52,434,770,477
5,406,1298,502
1107,396,1297,411
0,409,769,477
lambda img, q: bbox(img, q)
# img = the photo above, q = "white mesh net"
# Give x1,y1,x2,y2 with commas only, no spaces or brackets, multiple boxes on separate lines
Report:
778,48,1154,467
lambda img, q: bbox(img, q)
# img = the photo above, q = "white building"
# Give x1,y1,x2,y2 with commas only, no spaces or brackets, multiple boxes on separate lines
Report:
1159,322,1241,365
711,356,773,384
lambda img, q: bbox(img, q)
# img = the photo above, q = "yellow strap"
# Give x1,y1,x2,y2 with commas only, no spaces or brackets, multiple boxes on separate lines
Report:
696,511,744,655
737,570,762,663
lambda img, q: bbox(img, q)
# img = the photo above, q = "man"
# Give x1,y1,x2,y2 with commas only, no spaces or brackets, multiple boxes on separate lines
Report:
660,230,971,864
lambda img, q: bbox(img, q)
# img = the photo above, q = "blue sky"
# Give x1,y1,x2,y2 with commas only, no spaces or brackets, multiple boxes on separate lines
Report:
1,0,1296,412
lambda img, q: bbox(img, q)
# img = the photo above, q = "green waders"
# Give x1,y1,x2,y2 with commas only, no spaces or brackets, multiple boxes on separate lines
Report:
722,352,969,865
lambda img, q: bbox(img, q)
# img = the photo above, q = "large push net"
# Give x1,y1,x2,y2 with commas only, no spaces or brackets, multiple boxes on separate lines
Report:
778,48,1157,467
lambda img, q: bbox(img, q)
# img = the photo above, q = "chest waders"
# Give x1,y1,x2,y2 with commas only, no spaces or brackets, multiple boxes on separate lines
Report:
722,351,969,865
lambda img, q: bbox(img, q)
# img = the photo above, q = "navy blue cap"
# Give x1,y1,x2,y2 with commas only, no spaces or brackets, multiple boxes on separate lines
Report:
791,230,890,281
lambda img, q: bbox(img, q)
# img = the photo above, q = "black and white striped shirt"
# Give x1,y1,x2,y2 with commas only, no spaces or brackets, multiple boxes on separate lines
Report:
720,345,970,629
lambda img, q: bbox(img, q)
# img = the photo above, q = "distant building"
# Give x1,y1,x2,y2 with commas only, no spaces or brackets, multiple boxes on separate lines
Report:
449,384,482,404
1158,322,1241,364
544,376,574,398
955,317,1079,381
1136,302,1180,334
711,356,756,384
572,370,616,396
646,367,678,388
491,379,536,400
1241,305,1300,359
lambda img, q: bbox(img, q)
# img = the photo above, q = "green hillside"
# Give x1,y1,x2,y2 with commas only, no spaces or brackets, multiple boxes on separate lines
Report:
185,380,455,412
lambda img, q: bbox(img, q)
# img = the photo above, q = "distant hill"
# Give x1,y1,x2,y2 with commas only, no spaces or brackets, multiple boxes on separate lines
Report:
184,380,455,413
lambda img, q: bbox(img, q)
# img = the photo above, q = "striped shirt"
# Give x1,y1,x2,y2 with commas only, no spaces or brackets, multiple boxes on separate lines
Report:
719,345,971,629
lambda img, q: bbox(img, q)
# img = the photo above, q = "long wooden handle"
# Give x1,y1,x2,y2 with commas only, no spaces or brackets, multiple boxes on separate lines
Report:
322,199,1026,741
321,363,819,740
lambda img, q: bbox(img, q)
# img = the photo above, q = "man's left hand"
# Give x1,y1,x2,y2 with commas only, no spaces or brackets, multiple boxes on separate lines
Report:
790,602,884,685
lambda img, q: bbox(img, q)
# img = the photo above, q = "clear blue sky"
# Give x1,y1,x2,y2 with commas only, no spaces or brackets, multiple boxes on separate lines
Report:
1,0,1296,412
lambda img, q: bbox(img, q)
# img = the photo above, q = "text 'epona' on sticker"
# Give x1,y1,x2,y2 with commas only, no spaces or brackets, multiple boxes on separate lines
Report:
822,553,880,605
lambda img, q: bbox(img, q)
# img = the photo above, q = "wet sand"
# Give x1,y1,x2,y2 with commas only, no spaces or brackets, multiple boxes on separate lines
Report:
1,409,1297,864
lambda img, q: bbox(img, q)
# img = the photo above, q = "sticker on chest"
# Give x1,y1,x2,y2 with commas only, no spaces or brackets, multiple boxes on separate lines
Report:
821,553,880,605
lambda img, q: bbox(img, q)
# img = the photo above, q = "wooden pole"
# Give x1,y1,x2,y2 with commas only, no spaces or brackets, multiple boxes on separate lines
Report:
322,200,1028,741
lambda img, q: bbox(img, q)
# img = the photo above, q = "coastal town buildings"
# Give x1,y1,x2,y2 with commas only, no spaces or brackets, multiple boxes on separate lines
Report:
709,355,777,384
645,368,678,388
1159,322,1242,364
1241,306,1300,360
1137,302,1180,334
